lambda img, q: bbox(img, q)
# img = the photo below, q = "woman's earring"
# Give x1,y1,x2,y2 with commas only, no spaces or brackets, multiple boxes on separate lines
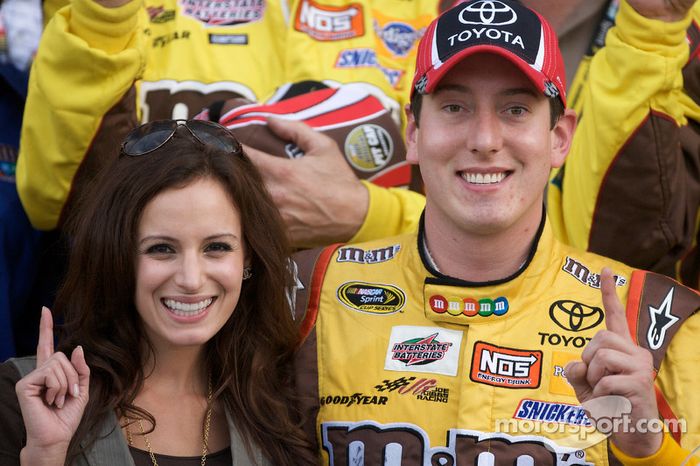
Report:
242,267,252,280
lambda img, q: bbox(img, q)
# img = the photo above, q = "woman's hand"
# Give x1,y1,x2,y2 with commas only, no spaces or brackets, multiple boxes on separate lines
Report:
15,307,90,465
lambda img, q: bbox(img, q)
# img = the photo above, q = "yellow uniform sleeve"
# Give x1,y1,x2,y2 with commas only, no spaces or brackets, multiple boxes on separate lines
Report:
548,1,697,265
16,0,145,230
610,432,699,466
350,180,425,242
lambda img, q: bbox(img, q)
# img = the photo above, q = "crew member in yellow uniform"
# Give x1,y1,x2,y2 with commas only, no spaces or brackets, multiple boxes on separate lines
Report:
16,0,437,233
292,1,700,463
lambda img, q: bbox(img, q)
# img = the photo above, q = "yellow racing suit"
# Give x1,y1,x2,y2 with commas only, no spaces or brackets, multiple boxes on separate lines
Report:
293,213,700,465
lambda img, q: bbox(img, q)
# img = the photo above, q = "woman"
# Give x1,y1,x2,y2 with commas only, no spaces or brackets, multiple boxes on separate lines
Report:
0,120,315,465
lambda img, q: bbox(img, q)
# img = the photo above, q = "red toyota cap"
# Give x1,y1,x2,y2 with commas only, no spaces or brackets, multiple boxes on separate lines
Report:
411,0,566,106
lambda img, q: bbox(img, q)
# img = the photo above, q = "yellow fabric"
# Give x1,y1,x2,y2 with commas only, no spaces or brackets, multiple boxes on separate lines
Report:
17,0,288,230
548,1,693,249
70,0,142,53
656,311,700,453
17,0,145,230
610,432,699,466
350,181,425,243
307,217,700,464
282,0,436,126
312,218,643,464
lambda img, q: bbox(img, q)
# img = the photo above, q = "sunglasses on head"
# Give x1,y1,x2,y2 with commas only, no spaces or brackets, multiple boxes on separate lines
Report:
121,119,242,157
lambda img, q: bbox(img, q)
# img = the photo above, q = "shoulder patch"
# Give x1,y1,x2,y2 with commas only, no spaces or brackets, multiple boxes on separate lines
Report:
626,270,700,370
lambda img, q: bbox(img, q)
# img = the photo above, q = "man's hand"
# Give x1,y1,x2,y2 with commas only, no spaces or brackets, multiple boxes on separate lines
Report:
244,117,369,248
565,268,662,458
627,0,697,22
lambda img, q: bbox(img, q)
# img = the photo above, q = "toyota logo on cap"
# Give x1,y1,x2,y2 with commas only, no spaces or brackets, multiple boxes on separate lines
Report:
458,0,517,26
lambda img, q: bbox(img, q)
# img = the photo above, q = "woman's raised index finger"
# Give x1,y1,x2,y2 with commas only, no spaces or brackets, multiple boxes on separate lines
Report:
36,306,55,366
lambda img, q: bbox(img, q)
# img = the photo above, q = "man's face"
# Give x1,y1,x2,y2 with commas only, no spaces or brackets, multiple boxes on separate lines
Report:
406,53,574,238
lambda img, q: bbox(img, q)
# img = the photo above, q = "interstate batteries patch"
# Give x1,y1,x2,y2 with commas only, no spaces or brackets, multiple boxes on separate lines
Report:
384,325,463,376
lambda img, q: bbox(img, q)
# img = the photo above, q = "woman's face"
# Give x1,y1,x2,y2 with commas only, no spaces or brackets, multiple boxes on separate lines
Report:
134,177,247,353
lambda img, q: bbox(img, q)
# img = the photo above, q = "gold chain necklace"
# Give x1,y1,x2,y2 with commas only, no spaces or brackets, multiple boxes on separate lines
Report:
125,375,213,466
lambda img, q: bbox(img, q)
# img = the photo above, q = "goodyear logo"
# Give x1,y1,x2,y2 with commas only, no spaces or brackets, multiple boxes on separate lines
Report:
337,281,405,314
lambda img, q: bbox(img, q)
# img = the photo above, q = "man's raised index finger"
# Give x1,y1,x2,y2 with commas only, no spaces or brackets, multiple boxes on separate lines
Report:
601,267,631,339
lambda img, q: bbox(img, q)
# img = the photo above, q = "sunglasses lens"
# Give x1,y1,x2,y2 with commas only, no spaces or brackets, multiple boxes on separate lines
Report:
123,121,177,156
189,120,241,153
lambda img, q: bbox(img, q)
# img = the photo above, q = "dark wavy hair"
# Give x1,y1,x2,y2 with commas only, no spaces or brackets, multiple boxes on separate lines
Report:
55,125,315,465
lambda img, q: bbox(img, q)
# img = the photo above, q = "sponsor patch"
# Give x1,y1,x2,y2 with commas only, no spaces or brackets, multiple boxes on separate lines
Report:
334,48,405,88
294,0,364,41
646,287,679,350
384,326,462,376
374,376,449,403
179,0,265,26
549,300,603,332
470,341,542,389
429,294,508,318
514,399,591,426
549,351,578,397
336,244,400,264
152,30,191,48
320,393,388,406
343,124,393,172
562,256,626,289
416,386,449,403
321,421,592,465
373,19,424,57
336,281,405,314
538,332,591,348
147,5,176,23
208,33,249,44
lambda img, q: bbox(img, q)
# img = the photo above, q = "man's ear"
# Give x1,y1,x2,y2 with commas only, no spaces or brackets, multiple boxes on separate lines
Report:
405,104,419,165
550,108,577,168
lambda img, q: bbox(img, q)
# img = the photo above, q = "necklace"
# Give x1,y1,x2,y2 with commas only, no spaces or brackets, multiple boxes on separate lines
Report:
125,375,213,466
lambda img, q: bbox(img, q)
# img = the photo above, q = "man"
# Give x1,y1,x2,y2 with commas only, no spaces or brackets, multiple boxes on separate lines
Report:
292,1,700,464
250,0,700,290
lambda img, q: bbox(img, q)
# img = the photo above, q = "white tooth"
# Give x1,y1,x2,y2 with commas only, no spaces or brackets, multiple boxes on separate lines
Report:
163,298,213,314
462,172,507,184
